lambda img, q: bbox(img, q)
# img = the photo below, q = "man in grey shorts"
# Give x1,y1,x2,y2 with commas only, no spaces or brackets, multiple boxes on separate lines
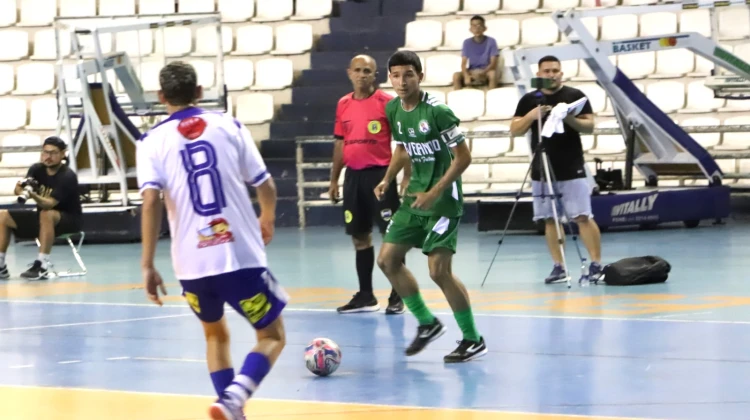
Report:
510,55,604,284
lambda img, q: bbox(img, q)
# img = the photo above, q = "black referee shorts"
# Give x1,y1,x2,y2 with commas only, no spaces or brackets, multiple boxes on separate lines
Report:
342,166,400,236
8,209,83,241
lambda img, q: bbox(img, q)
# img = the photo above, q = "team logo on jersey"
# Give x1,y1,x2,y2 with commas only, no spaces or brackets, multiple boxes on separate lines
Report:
197,218,235,248
177,116,207,140
380,209,392,221
418,120,430,134
368,120,382,134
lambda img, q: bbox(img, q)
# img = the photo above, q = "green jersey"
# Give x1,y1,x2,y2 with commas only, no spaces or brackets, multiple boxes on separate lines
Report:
386,91,465,218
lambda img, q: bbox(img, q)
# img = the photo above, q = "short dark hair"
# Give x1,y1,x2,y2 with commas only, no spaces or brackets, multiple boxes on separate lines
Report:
470,15,485,25
388,50,422,74
43,136,67,151
538,55,561,67
159,61,198,106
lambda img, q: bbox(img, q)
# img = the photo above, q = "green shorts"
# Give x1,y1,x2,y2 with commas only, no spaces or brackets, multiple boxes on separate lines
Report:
383,209,460,254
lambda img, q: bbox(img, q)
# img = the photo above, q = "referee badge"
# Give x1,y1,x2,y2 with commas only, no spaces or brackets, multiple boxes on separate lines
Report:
418,120,430,134
368,120,382,134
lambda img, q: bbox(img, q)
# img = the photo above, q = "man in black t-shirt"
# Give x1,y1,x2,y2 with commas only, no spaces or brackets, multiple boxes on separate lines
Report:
0,136,82,280
510,55,604,284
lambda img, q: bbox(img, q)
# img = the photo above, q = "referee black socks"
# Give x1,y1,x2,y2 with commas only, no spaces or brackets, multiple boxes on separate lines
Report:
356,246,375,296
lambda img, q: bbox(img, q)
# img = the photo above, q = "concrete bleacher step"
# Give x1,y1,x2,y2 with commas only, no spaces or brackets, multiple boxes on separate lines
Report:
277,103,338,121
296,68,387,87
292,85,360,105
270,120,335,138
338,0,382,19
317,31,406,52
329,15,415,33
260,140,297,160
381,0,422,16
311,51,395,70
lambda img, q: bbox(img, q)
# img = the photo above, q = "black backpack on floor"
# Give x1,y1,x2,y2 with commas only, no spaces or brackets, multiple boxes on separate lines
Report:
602,256,671,286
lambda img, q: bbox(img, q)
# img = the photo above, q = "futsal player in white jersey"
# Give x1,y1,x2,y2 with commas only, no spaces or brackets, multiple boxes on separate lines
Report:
137,61,287,420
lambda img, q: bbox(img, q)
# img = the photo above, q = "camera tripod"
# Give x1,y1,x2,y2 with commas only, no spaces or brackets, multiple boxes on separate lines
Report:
481,94,590,289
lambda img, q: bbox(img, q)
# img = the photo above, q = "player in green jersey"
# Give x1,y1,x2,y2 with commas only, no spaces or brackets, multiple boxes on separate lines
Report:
373,50,487,363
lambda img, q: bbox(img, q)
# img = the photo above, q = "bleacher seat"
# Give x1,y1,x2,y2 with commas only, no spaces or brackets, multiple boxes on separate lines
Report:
253,58,294,90
233,25,274,55
0,64,13,95
253,0,293,22
520,17,559,46
33,29,73,60
155,27,193,57
462,163,490,193
505,136,530,157
715,116,750,150
618,52,655,79
679,80,725,114
236,93,274,125
19,0,56,27
218,0,255,22
540,0,579,11
13,63,55,95
718,8,750,40
138,62,162,92
447,89,485,122
60,0,97,17
115,30,154,58
680,117,721,149
680,9,710,37
178,0,216,13
403,20,443,51
273,23,313,55
188,60,215,88
422,55,461,87
225,59,254,91
291,0,332,20
0,134,42,168
485,18,520,48
0,0,16,27
488,163,530,191
480,87,519,121
589,120,625,155
459,0,501,15
27,98,59,131
417,0,460,16
440,19,471,51
600,15,638,40
470,124,511,157
0,31,30,61
721,95,750,112
580,0,616,6
497,0,538,14
640,12,677,36
100,0,136,15
576,83,607,114
192,26,233,57
645,81,685,114
139,0,175,15
423,90,446,104
653,49,694,78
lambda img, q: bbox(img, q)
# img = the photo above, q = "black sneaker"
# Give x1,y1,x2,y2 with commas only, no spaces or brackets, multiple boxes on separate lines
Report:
385,290,405,315
405,318,446,356
20,260,49,280
336,292,379,314
0,265,9,280
444,337,488,363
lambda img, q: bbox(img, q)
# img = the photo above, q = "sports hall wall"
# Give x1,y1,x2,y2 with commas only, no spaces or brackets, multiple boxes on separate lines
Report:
0,0,748,228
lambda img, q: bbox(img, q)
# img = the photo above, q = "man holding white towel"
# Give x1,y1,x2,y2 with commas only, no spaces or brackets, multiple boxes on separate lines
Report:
510,55,604,284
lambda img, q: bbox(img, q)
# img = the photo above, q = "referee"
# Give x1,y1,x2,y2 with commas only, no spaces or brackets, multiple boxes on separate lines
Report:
329,54,409,315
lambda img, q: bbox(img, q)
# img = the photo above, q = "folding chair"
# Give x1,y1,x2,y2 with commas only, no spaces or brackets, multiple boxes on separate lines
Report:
35,231,87,277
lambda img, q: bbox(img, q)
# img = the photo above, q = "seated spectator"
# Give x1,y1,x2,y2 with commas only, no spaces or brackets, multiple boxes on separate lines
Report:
453,15,500,90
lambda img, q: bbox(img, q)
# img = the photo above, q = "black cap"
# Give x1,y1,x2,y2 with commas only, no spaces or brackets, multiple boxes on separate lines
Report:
43,136,67,151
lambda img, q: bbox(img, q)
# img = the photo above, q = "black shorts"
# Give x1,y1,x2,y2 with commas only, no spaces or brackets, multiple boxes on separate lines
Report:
8,209,83,241
343,166,401,236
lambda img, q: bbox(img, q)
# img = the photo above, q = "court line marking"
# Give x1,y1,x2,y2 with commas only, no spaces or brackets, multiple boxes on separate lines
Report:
0,384,659,420
133,356,206,363
2,299,750,326
58,360,81,365
0,313,193,332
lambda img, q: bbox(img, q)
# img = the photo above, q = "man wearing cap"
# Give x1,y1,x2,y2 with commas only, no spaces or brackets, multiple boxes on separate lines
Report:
0,136,83,280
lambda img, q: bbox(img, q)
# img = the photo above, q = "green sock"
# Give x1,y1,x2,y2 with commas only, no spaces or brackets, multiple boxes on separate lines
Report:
454,308,481,342
402,293,436,326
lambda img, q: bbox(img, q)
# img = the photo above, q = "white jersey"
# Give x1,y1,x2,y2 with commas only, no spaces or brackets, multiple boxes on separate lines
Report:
136,107,270,280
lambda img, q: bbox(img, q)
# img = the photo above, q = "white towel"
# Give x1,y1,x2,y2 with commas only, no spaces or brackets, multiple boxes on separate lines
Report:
541,102,570,138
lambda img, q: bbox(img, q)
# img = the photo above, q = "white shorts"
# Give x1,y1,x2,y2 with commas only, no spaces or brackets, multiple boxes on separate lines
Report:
531,178,593,222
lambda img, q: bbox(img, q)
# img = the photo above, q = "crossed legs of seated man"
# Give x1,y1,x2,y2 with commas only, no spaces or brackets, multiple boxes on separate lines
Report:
377,221,487,363
0,209,62,280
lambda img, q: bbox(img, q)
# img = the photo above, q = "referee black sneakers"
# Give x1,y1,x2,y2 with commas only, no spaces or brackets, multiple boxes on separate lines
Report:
337,292,380,314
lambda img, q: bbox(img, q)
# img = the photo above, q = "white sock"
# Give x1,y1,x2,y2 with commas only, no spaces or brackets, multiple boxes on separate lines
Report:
38,253,50,269
0,252,6,267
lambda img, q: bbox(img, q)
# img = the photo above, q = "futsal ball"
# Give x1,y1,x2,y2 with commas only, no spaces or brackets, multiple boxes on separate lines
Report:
304,338,342,377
